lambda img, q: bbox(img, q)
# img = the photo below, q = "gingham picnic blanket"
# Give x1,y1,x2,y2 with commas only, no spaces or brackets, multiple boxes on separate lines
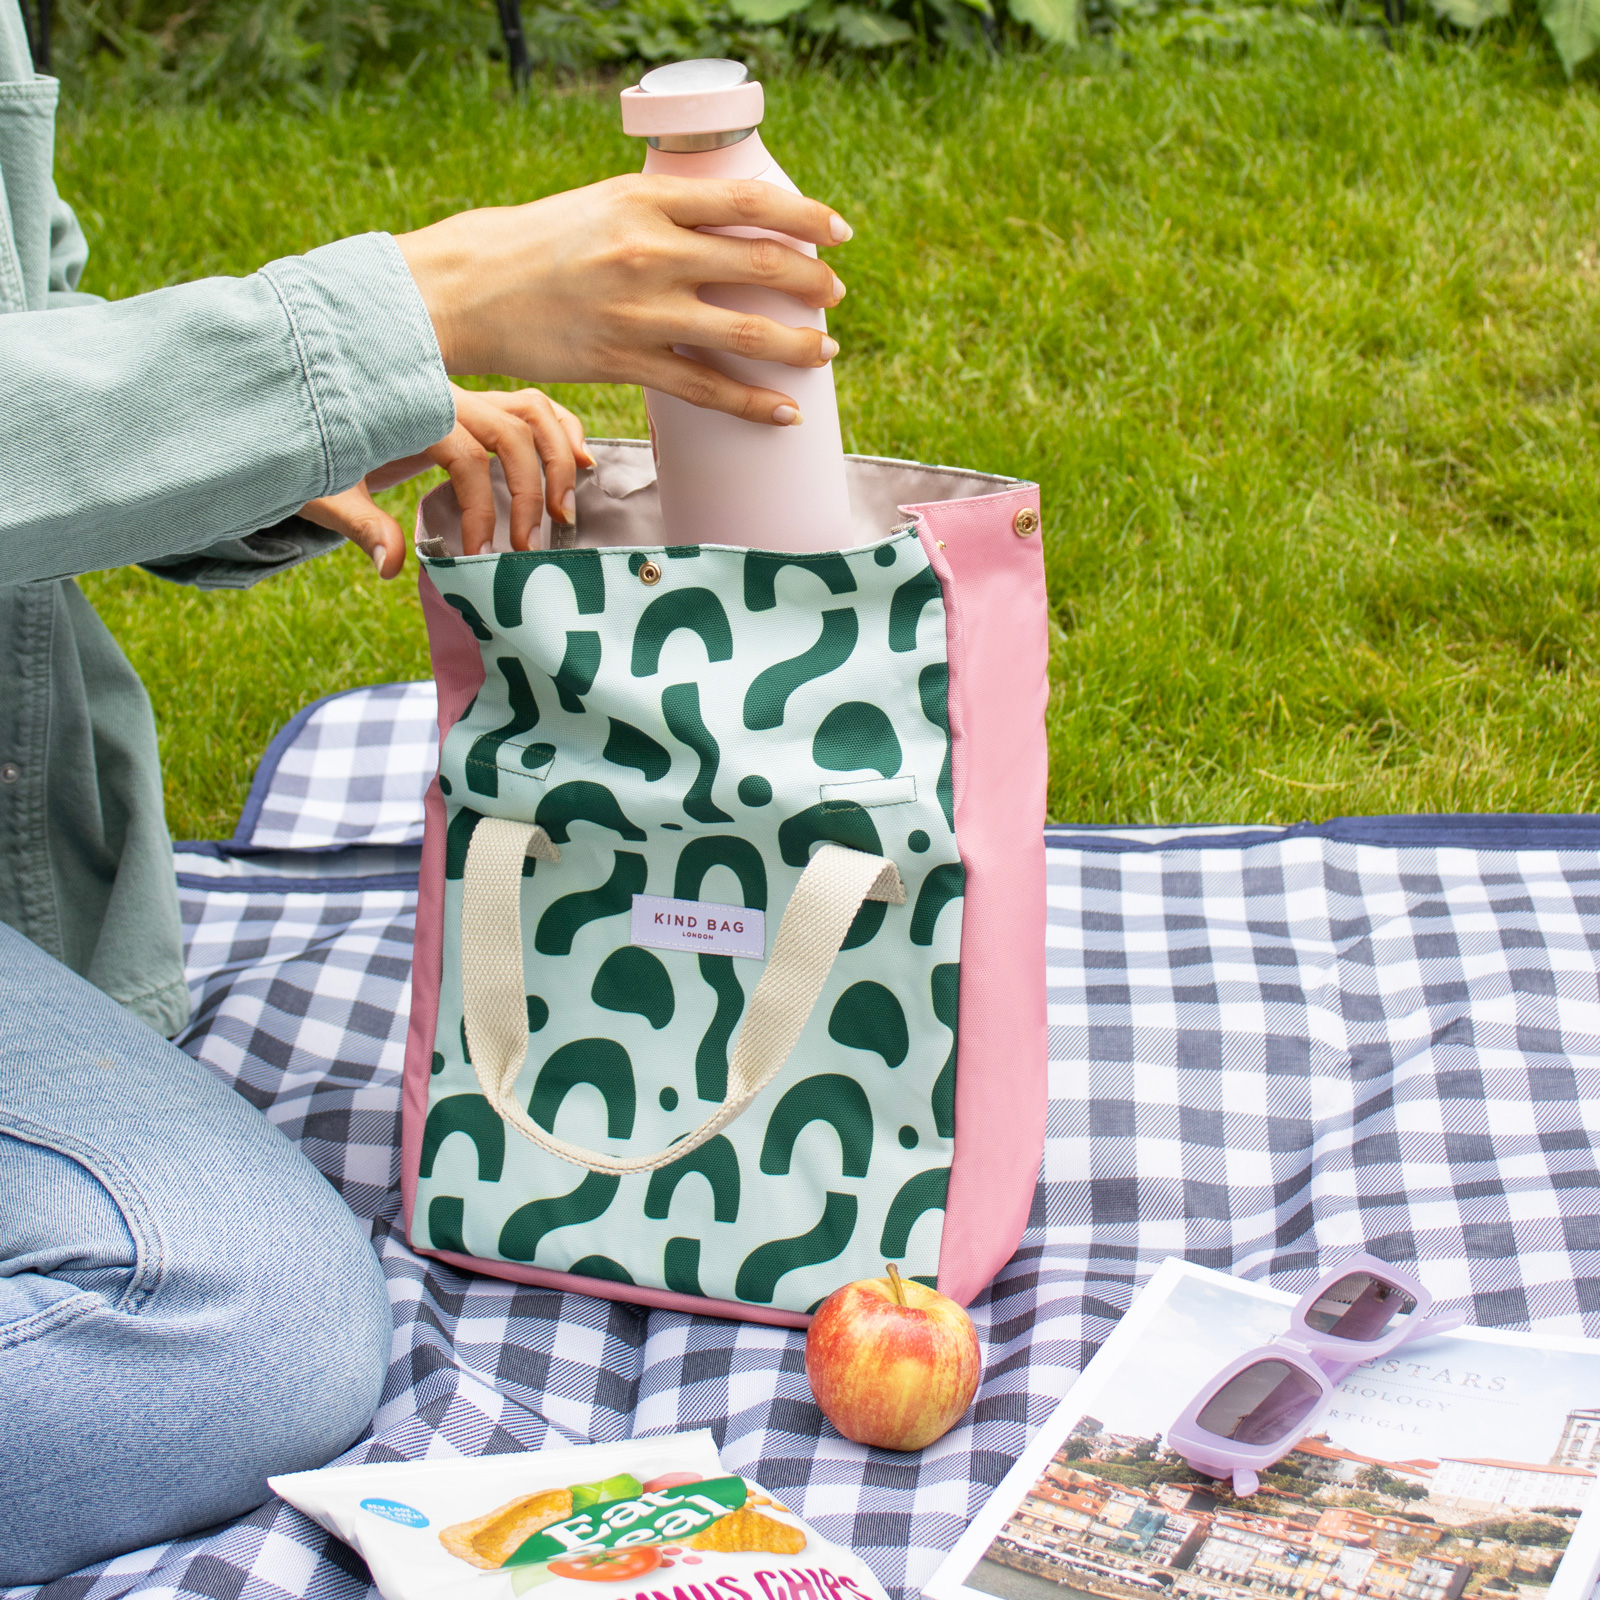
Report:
14,681,1600,1600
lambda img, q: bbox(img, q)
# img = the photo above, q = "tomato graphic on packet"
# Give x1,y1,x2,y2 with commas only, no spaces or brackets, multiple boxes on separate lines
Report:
548,1548,663,1583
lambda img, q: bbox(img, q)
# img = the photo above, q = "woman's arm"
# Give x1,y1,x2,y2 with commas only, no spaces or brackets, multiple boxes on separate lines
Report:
0,176,849,589
0,232,454,587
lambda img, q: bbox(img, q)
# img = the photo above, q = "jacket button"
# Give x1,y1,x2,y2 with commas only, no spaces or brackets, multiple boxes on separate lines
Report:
0,763,19,784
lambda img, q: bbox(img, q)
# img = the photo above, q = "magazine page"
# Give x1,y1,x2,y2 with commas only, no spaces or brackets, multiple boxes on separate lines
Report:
927,1258,1600,1600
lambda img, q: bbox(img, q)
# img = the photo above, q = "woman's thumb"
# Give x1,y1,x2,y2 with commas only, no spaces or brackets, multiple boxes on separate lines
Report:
298,484,407,580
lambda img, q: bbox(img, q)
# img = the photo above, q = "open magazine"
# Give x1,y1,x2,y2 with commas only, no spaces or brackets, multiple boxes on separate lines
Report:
927,1258,1600,1600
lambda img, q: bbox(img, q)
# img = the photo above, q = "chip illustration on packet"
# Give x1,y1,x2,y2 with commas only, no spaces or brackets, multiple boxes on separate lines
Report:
270,1431,887,1600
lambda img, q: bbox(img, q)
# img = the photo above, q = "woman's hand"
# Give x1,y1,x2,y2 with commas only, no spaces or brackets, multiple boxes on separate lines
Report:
395,175,851,428
298,384,590,578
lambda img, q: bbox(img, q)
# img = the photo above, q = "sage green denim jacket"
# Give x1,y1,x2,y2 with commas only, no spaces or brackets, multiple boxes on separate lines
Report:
0,0,455,1033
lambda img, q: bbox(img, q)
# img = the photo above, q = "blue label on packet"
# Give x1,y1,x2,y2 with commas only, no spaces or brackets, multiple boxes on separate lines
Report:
361,1498,430,1528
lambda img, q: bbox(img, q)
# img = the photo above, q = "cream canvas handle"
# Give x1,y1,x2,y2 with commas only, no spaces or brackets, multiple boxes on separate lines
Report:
460,817,906,1174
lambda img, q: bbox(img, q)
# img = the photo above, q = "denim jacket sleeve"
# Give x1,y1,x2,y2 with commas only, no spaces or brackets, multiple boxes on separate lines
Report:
0,230,455,588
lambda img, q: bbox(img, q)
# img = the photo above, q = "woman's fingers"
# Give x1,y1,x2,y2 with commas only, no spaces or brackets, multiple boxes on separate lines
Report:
551,398,593,467
684,304,840,372
674,230,846,311
637,350,804,427
651,178,852,253
298,482,406,579
437,386,593,552
478,391,582,536
427,423,502,556
446,393,544,550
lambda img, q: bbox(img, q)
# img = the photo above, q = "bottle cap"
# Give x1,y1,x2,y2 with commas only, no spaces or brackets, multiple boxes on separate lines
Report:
620,58,765,140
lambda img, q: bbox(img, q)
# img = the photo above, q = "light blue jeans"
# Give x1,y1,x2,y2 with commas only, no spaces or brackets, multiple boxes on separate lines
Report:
0,921,393,1584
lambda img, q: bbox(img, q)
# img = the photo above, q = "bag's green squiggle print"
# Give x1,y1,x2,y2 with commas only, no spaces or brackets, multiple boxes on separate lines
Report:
643,1134,741,1224
661,682,733,825
530,1038,637,1140
777,801,886,950
422,531,961,1310
812,702,902,779
888,566,942,652
428,1195,468,1254
465,659,541,800
827,981,908,1068
420,1093,506,1182
534,851,649,955
930,963,959,1139
694,953,745,1102
911,862,965,947
742,609,859,731
673,835,768,911
568,1254,634,1284
777,800,882,866
734,1191,858,1304
552,632,602,712
499,1171,621,1261
918,662,954,827
758,1074,873,1178
664,1237,704,1295
603,719,671,782
879,1167,950,1258
631,588,735,677
444,592,492,640
445,807,483,880
742,550,858,612
492,550,605,628
535,782,647,844
591,946,675,1030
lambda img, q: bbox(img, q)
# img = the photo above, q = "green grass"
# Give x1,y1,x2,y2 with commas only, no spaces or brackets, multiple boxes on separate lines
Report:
61,31,1600,840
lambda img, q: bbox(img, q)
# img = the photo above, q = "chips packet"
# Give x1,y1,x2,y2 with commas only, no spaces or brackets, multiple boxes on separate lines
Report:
270,1431,890,1600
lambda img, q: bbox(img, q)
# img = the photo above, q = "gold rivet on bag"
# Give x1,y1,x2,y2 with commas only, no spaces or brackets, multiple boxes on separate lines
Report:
639,560,663,585
1013,507,1040,538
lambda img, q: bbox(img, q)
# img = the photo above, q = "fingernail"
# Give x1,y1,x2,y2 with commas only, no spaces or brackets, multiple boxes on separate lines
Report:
578,449,596,469
371,546,387,576
561,490,576,524
830,215,853,243
830,274,846,302
773,405,803,426
819,336,839,363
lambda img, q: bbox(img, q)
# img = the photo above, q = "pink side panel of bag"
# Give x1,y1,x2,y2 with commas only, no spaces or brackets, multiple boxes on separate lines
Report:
400,573,485,1241
401,480,1048,1323
907,485,1049,1309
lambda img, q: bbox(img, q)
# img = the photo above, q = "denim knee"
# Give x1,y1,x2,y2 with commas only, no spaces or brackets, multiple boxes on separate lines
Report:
0,1140,391,1584
0,924,393,1584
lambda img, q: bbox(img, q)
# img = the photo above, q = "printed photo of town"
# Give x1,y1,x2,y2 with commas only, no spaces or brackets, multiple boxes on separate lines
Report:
961,1274,1600,1600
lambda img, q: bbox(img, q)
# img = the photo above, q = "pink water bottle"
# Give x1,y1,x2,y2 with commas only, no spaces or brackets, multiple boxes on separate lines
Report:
620,59,854,552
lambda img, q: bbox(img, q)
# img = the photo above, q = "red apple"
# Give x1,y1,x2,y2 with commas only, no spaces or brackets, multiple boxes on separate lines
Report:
805,1264,981,1451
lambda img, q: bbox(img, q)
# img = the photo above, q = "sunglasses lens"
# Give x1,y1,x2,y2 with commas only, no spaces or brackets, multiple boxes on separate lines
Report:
1304,1271,1418,1342
1195,1359,1322,1447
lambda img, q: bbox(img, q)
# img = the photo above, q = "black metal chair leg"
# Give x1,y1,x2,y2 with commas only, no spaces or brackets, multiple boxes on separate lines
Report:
495,0,530,90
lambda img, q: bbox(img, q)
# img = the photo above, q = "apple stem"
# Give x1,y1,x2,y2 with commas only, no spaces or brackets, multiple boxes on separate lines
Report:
886,1263,906,1307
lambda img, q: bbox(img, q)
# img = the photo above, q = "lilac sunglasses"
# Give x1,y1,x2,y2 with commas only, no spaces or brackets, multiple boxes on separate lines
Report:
1167,1253,1464,1497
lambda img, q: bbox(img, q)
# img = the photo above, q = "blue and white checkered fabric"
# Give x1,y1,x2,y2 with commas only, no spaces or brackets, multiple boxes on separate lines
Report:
233,681,438,850
11,688,1600,1600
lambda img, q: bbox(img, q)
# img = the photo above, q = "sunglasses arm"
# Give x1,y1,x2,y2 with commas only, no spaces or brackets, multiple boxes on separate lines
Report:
1310,1308,1468,1384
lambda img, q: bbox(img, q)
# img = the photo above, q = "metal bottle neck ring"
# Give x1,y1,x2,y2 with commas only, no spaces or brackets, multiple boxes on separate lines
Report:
646,127,756,152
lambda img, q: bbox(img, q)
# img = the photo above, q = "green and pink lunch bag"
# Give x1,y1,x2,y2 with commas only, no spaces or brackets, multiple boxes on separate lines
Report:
401,441,1048,1327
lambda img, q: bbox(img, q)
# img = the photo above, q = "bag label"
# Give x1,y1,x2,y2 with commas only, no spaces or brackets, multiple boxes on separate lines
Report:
631,895,765,960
